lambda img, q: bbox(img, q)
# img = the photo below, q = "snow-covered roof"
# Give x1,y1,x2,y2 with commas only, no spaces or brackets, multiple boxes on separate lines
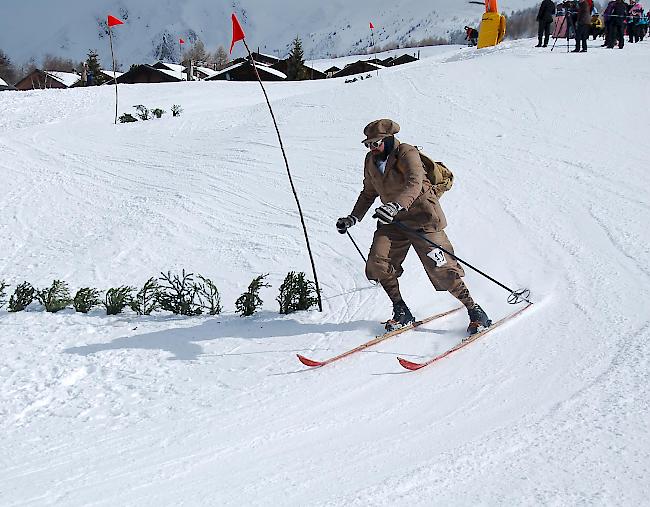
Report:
156,62,185,73
0,77,7,86
211,62,287,80
157,68,187,81
44,71,80,88
100,69,124,79
194,66,218,78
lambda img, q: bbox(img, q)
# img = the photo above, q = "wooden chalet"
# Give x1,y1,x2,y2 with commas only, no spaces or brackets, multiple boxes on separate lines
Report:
269,59,326,80
323,66,341,78
247,51,281,66
387,54,419,66
110,65,183,84
0,76,17,91
14,69,80,90
206,61,286,82
332,61,385,78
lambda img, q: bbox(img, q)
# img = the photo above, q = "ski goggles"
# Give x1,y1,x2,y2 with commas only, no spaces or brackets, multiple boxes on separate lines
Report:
363,139,384,149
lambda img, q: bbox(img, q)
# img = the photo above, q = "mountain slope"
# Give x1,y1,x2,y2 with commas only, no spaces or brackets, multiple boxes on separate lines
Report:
1,41,649,505
1,0,535,66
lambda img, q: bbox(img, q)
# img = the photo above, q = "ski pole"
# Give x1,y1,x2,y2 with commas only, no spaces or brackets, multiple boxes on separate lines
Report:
346,231,368,263
392,220,532,304
346,231,378,286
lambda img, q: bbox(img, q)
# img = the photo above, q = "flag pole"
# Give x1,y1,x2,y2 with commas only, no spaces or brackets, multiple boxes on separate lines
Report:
241,38,323,312
108,26,118,124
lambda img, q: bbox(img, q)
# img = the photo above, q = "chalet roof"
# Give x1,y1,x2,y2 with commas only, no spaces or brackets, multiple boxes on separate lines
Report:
99,69,124,80
45,71,81,87
152,62,187,80
324,66,341,73
0,77,8,86
193,66,218,78
209,61,287,80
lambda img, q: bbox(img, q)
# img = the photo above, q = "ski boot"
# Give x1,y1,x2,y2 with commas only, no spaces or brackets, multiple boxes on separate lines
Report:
467,304,492,335
385,300,416,332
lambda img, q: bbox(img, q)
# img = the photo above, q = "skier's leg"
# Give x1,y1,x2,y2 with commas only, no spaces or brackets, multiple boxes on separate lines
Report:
365,225,411,305
411,230,491,334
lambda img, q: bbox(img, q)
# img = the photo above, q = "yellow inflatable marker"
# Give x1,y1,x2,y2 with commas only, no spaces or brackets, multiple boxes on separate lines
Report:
477,0,507,48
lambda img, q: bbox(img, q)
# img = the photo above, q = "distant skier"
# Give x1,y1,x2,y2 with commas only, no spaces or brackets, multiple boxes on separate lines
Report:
464,26,479,46
335,119,491,334
536,0,557,46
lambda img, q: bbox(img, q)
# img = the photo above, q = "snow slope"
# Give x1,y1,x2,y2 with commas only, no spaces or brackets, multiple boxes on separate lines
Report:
1,40,650,505
0,0,535,67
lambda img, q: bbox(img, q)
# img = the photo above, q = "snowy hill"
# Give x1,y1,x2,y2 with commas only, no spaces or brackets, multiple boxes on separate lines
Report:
1,40,650,505
0,0,536,66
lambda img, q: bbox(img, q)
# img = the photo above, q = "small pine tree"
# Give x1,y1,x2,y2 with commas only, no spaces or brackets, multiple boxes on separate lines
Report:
73,287,101,313
277,272,318,314
85,49,105,85
151,108,166,119
130,277,159,316
286,35,309,80
213,45,230,70
134,105,150,120
103,286,134,315
236,274,270,317
157,270,201,315
194,275,222,315
8,282,35,312
119,113,138,123
36,280,72,313
171,105,183,117
0,280,8,309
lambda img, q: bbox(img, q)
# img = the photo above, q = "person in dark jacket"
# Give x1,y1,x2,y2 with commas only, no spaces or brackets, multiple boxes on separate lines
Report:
602,0,617,46
607,0,627,47
572,0,592,51
536,0,557,46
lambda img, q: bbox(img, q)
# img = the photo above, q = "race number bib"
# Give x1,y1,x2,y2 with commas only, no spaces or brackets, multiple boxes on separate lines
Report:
428,248,447,267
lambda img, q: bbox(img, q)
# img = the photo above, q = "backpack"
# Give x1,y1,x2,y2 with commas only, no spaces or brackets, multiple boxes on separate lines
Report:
417,149,454,198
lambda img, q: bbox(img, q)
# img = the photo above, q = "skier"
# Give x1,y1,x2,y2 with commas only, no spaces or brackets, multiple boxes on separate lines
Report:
536,0,557,46
336,119,491,334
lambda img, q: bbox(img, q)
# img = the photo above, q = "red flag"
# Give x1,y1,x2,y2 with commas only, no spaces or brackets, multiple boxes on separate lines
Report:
369,21,375,29
107,15,124,27
179,38,185,44
230,13,245,53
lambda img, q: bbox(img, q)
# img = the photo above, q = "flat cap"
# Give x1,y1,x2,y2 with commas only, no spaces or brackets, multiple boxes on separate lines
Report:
362,119,400,143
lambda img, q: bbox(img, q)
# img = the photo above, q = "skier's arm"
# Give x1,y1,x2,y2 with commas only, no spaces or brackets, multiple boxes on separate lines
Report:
350,166,378,221
392,146,425,211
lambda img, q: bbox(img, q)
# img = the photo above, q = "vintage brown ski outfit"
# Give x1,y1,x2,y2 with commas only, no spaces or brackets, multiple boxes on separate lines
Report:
336,119,490,333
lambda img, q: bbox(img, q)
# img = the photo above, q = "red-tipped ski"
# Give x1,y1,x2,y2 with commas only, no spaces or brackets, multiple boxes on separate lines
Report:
296,354,325,367
397,303,533,371
297,306,463,368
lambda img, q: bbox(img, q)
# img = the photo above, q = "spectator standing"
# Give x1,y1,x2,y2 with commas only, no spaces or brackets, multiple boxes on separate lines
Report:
536,0,557,46
573,0,592,51
608,0,627,47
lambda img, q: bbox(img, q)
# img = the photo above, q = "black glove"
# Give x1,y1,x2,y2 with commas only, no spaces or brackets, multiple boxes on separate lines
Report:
372,202,403,224
336,215,358,234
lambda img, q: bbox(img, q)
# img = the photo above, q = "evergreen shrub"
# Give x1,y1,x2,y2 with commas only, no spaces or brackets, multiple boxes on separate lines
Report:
277,272,318,314
74,287,101,313
236,274,270,317
104,286,134,315
0,280,8,309
194,275,222,316
36,280,72,313
130,277,159,316
8,282,35,312
158,270,201,316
